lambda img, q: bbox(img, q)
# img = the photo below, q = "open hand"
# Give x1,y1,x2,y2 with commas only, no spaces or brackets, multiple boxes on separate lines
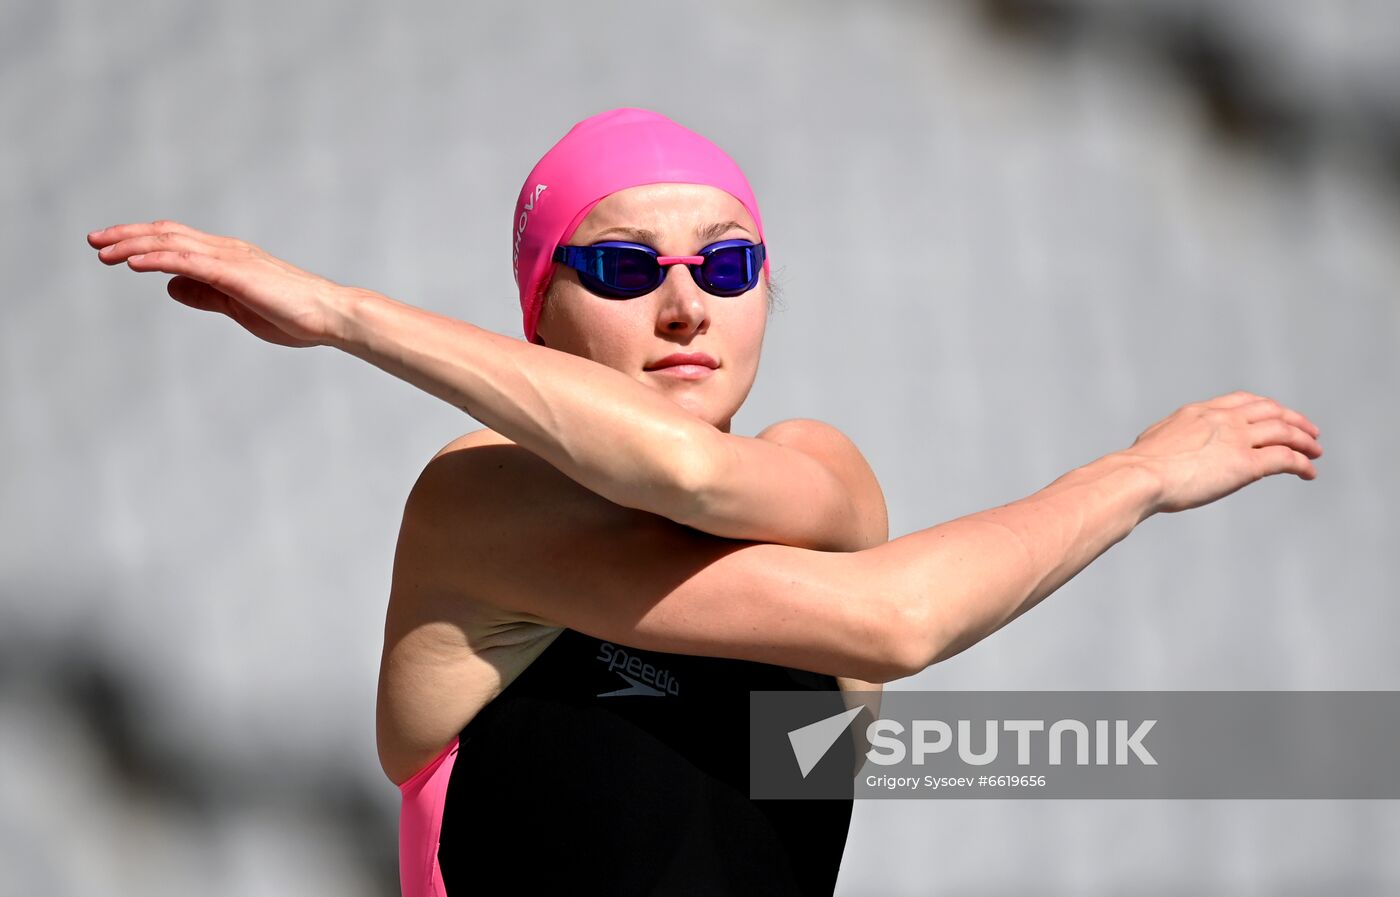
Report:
88,219,356,348
1122,390,1323,514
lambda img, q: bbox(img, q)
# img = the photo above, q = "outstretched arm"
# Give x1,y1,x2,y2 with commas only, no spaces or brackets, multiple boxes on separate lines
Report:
382,392,1316,769
399,390,1319,675
89,220,879,552
336,291,886,551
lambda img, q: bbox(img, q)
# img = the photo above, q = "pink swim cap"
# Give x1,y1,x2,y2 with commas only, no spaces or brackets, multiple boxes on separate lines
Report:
511,107,769,345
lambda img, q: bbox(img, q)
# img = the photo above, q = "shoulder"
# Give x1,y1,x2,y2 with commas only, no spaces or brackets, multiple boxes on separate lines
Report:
399,426,635,616
409,426,621,534
430,427,515,461
755,418,889,546
755,417,859,455
409,427,570,519
753,418,869,476
406,428,522,511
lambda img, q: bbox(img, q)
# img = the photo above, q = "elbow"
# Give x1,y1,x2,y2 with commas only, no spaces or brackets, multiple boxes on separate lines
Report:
875,594,943,683
833,553,936,683
665,424,723,517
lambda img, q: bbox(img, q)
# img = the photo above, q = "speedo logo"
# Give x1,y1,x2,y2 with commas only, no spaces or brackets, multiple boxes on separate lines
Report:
512,183,548,286
595,642,680,698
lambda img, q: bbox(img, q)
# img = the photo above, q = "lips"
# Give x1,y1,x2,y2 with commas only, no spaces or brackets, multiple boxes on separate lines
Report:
646,353,718,371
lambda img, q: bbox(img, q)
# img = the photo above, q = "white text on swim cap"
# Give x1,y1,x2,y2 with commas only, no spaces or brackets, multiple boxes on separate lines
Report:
512,183,548,286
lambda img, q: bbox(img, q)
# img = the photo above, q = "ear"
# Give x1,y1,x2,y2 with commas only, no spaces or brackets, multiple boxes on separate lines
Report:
532,280,557,347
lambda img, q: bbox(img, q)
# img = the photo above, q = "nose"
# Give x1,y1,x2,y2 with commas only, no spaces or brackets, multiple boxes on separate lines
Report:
654,260,710,335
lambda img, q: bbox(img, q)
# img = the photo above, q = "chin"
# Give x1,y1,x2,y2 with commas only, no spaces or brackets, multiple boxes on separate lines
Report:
659,391,721,423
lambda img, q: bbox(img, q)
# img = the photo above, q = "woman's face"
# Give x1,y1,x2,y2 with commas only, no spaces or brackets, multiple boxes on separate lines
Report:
534,182,768,434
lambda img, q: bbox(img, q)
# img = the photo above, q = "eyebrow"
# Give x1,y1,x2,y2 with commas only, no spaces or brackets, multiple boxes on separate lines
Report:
587,220,753,244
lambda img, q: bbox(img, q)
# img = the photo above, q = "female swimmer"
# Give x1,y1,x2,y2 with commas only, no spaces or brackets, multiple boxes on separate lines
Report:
88,107,1321,896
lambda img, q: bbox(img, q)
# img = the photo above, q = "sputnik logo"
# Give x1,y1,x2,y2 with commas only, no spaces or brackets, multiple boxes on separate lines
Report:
787,707,864,778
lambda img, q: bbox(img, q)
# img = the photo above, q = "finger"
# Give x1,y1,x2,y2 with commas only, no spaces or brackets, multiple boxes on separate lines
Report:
98,231,229,266
125,248,251,296
88,219,242,250
1247,419,1323,459
1255,444,1318,481
94,229,228,264
89,218,226,248
167,275,236,315
1235,398,1321,439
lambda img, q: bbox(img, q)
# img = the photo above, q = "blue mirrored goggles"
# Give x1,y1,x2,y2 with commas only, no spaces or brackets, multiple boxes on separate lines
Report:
551,239,767,299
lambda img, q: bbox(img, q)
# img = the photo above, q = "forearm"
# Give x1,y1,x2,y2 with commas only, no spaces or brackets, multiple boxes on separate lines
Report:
331,289,708,514
875,452,1162,672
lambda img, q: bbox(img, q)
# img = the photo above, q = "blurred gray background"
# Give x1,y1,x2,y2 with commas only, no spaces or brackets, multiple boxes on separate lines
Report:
3,0,1398,894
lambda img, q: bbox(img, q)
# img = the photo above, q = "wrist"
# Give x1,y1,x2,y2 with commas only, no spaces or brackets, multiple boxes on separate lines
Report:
325,286,389,353
1045,451,1163,525
1096,450,1165,523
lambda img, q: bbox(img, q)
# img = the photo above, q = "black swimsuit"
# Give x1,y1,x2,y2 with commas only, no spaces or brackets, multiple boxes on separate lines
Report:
435,627,855,896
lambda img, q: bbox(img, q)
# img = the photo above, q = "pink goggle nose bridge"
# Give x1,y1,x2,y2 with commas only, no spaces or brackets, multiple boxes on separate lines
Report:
655,255,706,265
